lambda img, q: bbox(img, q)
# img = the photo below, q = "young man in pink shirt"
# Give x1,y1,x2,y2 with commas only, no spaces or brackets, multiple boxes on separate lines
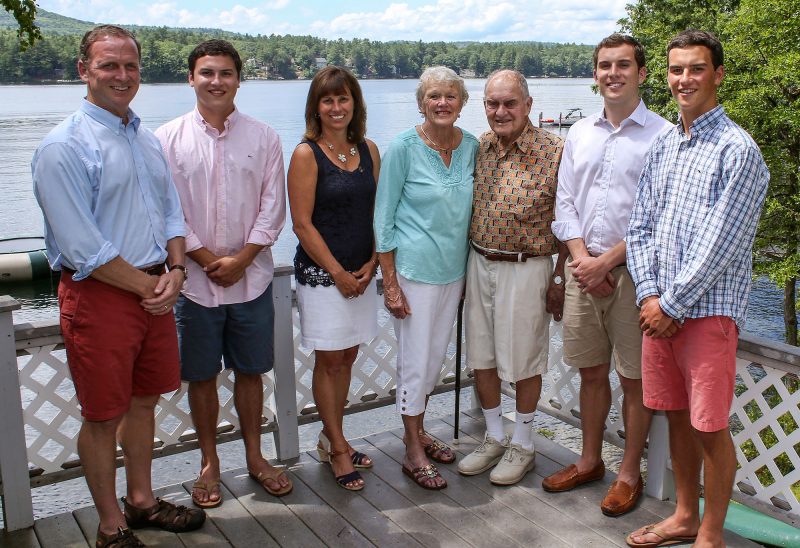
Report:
155,40,288,508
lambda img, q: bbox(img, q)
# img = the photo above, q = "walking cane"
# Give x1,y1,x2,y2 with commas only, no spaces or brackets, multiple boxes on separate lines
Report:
453,297,465,445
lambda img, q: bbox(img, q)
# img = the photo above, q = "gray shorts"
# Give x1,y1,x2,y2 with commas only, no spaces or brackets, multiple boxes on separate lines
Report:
175,284,274,382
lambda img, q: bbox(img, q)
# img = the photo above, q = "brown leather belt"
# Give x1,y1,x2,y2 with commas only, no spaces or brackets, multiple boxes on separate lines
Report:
470,241,536,263
61,263,166,276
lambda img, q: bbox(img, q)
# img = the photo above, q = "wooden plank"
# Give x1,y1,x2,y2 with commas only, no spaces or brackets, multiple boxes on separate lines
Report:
291,452,422,548
331,440,466,548
179,479,278,548
430,417,620,547
33,513,88,548
365,429,525,548
384,422,569,548
72,504,184,548
221,469,324,548
0,527,40,548
149,484,229,547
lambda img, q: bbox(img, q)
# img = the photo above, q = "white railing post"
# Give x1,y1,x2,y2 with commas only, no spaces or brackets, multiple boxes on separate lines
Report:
270,271,300,460
645,411,675,500
0,295,34,531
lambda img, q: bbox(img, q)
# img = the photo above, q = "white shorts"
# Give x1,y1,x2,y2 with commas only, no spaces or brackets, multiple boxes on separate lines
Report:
393,275,464,416
465,250,552,382
296,278,377,351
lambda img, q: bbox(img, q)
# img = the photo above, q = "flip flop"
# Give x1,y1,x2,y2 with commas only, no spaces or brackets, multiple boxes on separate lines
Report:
249,468,293,497
191,477,223,509
626,523,697,547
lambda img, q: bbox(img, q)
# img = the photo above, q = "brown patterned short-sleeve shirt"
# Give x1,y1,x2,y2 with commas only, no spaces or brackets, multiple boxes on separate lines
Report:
470,120,563,256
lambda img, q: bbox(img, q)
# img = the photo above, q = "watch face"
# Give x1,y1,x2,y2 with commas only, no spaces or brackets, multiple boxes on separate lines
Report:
553,275,564,285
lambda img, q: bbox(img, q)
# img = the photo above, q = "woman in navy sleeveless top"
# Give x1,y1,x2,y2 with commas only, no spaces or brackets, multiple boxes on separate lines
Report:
287,66,380,491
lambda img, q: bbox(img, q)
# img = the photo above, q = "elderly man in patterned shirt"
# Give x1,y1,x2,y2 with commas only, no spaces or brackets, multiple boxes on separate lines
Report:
458,69,568,485
626,30,768,548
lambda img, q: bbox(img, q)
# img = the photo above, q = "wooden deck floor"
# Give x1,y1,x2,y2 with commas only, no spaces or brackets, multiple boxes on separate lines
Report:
1,411,759,547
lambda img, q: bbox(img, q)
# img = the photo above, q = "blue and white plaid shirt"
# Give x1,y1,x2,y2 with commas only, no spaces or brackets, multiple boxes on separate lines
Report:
626,106,769,328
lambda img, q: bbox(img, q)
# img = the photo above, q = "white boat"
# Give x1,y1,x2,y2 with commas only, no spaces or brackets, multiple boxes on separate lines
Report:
0,236,52,282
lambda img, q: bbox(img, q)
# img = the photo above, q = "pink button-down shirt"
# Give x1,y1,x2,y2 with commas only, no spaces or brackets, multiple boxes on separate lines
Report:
156,108,286,307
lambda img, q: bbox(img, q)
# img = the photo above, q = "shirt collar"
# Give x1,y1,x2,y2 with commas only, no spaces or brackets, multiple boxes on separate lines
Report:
193,106,239,135
80,99,140,133
596,99,648,129
679,104,725,136
483,119,536,155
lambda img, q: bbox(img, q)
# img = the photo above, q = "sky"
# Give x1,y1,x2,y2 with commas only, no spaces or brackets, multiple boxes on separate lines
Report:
37,0,630,45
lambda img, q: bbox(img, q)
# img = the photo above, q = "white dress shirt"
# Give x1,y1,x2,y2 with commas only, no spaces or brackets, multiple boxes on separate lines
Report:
552,100,671,255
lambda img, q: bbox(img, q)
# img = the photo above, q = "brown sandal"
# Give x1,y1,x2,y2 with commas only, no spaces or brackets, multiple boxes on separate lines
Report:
402,463,447,490
249,467,293,496
96,527,144,548
420,432,456,464
122,496,206,533
191,477,223,508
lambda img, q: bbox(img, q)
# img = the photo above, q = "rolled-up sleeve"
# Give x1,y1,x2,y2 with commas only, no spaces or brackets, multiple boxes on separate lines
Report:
374,139,408,253
248,130,286,247
552,136,582,242
33,142,119,280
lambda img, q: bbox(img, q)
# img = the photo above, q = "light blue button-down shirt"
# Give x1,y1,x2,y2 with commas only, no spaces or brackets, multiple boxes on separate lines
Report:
374,127,478,284
32,100,186,281
626,106,769,328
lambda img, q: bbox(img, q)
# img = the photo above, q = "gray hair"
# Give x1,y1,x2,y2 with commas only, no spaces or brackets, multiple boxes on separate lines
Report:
416,66,469,111
484,69,529,99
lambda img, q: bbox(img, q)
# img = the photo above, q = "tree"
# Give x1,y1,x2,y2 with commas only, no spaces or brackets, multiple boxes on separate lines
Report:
2,0,42,50
723,0,800,344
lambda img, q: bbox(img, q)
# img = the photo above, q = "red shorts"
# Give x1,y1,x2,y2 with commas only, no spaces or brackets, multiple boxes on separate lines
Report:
58,275,180,422
641,316,738,432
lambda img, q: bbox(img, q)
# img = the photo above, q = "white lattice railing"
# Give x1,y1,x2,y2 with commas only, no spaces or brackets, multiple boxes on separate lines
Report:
2,266,799,531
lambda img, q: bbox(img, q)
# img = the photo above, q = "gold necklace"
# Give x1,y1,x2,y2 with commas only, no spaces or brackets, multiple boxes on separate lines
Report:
324,140,357,164
419,125,453,156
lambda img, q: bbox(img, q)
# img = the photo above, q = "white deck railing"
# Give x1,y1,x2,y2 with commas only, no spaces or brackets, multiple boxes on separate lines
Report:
1,266,799,531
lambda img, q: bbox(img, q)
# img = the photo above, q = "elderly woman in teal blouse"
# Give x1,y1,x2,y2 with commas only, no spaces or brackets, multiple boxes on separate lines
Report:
374,66,478,490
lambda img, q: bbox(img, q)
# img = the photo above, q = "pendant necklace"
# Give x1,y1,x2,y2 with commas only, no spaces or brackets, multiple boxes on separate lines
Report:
420,125,453,156
324,140,357,164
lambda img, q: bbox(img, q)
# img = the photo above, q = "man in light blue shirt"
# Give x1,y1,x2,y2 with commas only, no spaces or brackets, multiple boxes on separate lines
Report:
626,30,768,548
32,25,204,547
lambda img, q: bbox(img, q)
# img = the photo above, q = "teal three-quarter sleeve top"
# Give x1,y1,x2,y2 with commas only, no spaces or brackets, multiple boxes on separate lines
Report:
374,126,478,285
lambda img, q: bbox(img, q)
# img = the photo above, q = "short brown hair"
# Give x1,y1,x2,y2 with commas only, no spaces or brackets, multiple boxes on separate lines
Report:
80,25,141,64
593,33,645,70
667,29,724,69
189,39,242,79
303,66,367,144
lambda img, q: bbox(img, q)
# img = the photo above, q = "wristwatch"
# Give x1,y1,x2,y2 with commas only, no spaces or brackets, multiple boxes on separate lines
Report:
552,274,564,285
169,264,188,281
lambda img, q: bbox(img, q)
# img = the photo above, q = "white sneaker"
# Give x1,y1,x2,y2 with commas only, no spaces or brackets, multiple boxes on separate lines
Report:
457,432,510,476
489,443,536,485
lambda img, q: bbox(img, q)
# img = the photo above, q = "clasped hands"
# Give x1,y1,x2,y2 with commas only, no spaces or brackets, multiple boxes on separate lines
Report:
140,269,184,316
639,296,681,338
332,258,377,300
568,255,615,297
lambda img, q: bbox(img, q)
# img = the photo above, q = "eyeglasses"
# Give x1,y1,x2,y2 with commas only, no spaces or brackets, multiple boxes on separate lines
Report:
483,99,522,111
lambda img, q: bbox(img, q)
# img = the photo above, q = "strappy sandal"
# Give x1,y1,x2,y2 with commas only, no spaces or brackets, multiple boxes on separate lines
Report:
420,431,456,464
191,477,223,508
249,467,293,497
122,496,206,533
327,447,365,491
402,463,447,490
96,526,144,548
318,431,373,469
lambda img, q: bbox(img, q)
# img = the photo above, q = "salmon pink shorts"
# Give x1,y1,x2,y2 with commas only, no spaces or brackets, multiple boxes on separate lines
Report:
58,274,181,422
641,316,738,432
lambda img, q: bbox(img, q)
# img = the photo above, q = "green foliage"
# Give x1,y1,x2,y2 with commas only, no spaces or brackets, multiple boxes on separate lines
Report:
1,0,42,50
0,8,595,83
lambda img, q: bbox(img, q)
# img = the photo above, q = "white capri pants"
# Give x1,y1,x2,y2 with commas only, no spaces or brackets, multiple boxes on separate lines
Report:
393,274,464,416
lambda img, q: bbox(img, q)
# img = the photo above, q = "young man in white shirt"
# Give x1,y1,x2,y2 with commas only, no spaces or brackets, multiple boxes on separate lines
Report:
546,34,671,516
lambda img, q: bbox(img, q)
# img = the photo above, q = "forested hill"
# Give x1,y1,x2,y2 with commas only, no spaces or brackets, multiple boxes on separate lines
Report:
0,8,594,83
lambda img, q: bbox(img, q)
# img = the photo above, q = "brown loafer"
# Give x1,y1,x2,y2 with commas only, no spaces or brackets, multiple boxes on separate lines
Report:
601,476,643,517
542,462,605,492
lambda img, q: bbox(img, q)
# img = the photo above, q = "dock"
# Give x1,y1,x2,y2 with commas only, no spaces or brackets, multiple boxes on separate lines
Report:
0,412,758,548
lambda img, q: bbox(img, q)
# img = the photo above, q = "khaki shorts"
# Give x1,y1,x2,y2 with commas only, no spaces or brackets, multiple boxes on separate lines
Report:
562,265,642,379
465,250,552,382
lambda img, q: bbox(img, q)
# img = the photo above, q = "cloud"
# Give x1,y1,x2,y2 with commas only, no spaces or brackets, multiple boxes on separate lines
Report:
37,0,629,43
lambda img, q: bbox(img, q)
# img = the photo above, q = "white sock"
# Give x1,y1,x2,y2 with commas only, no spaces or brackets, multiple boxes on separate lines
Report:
482,405,504,441
511,410,535,451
